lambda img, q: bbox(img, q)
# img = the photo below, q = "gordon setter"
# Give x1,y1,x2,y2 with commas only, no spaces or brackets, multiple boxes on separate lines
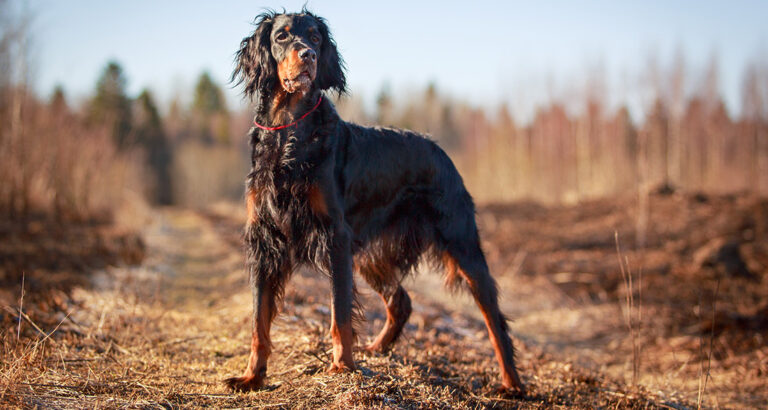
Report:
225,9,525,394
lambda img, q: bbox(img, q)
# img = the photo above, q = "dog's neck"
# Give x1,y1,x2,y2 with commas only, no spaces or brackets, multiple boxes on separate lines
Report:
257,85,320,127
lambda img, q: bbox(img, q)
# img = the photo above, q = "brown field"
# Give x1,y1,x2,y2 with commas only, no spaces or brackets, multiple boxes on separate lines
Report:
2,190,765,409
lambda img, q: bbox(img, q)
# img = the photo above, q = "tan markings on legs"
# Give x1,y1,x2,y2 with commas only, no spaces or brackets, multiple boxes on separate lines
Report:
365,286,412,353
225,288,275,392
247,289,274,377
443,252,525,392
328,317,355,373
442,251,461,290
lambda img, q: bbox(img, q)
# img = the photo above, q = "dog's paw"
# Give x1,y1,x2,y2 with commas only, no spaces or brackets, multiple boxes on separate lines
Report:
494,383,526,398
326,361,355,374
363,343,386,355
224,375,265,392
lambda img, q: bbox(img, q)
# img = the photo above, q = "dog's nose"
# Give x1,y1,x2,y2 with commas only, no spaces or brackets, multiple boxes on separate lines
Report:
299,48,316,62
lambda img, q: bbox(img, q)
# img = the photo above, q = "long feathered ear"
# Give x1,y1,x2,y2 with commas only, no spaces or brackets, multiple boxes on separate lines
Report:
232,12,276,103
310,13,347,94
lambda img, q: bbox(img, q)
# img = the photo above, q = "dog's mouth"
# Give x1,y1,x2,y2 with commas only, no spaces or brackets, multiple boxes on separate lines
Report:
282,70,314,93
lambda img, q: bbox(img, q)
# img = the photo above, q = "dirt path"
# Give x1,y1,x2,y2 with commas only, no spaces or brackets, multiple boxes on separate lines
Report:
3,207,690,408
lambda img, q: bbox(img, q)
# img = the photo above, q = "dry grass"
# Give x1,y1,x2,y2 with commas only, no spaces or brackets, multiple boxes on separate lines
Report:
476,191,768,408
1,208,690,409
0,91,146,221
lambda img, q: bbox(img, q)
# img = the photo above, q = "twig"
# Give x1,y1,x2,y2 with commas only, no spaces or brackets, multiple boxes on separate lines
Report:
697,279,720,409
36,312,70,346
468,391,518,404
256,403,290,408
272,364,307,377
508,250,527,277
615,231,641,386
306,350,329,365
157,336,205,346
704,280,720,395
21,382,83,390
638,264,643,382
177,393,238,398
17,272,25,340
56,358,103,363
696,289,704,410
4,305,47,339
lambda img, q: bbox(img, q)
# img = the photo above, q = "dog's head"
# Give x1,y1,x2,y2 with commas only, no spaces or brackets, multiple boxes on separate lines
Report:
233,10,346,101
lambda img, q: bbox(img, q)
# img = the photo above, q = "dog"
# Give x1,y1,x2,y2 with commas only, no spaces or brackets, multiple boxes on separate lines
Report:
224,9,525,394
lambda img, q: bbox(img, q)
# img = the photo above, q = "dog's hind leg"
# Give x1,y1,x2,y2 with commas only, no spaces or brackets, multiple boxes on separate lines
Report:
327,225,358,373
439,206,526,394
363,284,412,353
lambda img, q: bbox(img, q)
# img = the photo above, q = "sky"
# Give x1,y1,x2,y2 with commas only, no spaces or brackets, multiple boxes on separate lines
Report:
20,0,768,119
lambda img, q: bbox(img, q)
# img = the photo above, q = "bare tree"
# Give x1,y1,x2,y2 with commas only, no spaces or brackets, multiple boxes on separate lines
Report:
667,47,687,188
0,1,34,216
742,60,768,194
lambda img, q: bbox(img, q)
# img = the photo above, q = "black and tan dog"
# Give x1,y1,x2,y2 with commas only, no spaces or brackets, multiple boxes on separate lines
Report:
225,9,525,394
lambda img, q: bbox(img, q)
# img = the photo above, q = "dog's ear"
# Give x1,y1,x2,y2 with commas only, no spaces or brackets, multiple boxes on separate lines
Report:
311,14,347,94
232,12,276,101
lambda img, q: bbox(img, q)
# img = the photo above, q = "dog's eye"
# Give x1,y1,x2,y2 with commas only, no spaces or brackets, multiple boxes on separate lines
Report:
310,34,321,44
275,32,288,42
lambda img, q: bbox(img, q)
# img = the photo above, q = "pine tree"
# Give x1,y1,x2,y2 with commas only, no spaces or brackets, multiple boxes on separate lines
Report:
375,83,393,126
50,85,68,115
88,61,132,148
134,89,173,204
191,71,230,144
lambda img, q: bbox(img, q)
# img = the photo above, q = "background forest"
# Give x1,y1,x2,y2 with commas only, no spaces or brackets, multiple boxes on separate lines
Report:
3,9,768,220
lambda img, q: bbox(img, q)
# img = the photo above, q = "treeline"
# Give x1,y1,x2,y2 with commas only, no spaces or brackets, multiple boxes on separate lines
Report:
4,1,768,218
339,60,768,204
83,61,248,208
0,79,138,219
1,7,138,220
0,52,246,220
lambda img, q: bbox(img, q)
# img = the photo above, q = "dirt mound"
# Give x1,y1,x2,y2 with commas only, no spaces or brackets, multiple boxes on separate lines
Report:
0,213,145,335
0,214,145,278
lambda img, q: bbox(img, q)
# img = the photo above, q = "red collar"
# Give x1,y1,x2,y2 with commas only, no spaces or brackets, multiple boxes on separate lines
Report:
253,95,323,131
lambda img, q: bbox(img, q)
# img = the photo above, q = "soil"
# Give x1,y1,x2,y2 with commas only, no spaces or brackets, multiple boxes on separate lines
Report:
0,213,145,313
2,191,766,408
476,191,768,408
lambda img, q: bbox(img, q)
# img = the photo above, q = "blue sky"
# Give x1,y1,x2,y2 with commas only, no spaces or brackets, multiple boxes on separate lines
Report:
24,0,768,118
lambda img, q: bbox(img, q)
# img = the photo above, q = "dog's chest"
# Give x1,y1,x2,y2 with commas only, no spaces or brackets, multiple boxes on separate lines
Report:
248,130,331,233
255,128,327,177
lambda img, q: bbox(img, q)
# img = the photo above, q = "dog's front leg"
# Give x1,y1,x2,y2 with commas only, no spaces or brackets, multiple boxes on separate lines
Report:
327,224,357,373
226,215,288,392
226,274,276,391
